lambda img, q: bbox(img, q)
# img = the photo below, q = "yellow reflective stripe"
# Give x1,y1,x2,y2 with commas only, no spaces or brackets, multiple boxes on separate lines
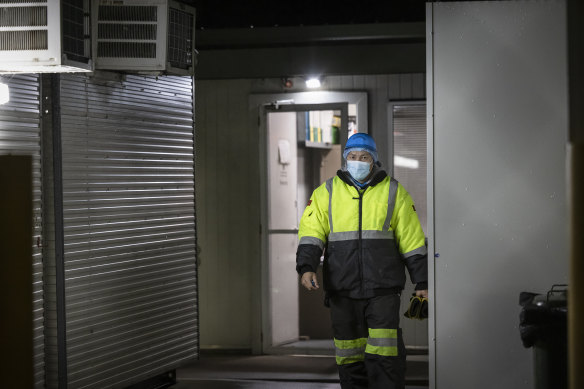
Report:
368,328,397,339
365,344,398,357
329,230,394,241
334,337,366,365
366,328,399,357
334,337,367,349
326,178,334,232
336,355,365,365
383,177,399,230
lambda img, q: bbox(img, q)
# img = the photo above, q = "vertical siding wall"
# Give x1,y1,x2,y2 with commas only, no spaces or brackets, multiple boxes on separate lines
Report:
196,73,425,349
0,74,45,388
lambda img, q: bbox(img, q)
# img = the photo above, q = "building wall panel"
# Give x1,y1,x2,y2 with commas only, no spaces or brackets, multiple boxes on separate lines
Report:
0,74,45,389
429,2,568,387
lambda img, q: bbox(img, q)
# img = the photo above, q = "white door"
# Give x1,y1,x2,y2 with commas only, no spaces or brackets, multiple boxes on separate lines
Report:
266,111,299,346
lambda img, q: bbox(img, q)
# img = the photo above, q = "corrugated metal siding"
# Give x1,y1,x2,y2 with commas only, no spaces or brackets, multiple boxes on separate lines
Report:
59,73,197,388
0,74,45,388
195,74,426,350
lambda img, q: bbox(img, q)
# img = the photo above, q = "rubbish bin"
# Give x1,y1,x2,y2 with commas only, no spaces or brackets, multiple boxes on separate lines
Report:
519,284,568,389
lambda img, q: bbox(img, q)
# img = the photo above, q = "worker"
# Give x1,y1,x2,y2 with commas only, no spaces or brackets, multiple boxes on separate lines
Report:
296,133,428,389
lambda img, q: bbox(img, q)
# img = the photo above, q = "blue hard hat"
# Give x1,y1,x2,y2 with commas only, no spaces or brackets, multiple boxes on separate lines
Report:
343,133,378,162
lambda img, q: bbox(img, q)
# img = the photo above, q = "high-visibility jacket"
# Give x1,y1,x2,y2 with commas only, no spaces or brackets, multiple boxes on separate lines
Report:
296,168,427,298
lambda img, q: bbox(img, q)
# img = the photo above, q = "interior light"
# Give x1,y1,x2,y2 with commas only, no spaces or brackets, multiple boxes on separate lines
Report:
0,83,8,105
394,155,419,169
306,78,321,89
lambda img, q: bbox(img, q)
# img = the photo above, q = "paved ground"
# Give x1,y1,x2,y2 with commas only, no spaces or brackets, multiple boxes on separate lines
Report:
171,354,429,388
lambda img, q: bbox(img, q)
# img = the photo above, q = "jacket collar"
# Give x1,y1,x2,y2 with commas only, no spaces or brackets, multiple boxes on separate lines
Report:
337,166,388,189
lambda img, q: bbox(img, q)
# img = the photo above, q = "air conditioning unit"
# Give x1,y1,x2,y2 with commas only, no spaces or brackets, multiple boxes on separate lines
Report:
0,0,92,73
92,0,196,76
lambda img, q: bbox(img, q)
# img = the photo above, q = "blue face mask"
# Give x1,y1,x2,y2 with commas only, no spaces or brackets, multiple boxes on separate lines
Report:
347,160,372,182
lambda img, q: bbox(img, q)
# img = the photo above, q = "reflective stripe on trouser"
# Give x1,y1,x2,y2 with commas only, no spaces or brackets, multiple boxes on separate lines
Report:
366,328,398,357
334,337,367,365
335,329,398,365
330,294,406,389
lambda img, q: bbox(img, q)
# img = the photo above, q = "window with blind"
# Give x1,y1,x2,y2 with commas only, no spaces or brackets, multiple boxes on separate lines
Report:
391,103,427,234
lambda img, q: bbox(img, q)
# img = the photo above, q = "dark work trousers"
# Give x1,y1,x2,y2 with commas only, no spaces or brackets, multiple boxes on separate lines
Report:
329,294,406,389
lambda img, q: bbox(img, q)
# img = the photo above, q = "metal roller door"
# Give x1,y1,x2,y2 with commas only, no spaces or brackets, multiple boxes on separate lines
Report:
57,73,198,388
0,74,45,388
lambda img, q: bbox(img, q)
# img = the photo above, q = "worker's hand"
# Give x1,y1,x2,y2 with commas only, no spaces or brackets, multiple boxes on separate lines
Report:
301,272,319,291
415,289,428,299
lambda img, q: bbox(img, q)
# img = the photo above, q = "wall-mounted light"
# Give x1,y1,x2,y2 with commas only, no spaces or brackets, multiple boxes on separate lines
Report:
305,78,321,89
282,78,293,88
0,82,8,105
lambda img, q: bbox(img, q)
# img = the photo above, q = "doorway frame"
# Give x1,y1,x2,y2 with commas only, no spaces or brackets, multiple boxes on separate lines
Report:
388,99,430,354
250,91,368,355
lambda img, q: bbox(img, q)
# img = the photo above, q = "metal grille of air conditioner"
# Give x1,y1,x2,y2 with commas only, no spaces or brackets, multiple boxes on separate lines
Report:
0,5,47,26
0,0,47,3
0,0,92,73
62,0,90,63
0,4,48,51
93,0,195,75
167,6,193,70
96,5,158,59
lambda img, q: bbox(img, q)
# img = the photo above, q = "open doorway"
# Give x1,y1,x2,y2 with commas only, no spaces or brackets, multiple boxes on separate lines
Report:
255,92,368,355
265,103,348,355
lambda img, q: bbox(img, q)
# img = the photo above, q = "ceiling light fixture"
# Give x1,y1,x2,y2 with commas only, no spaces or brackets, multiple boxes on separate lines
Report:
0,83,9,105
305,78,321,89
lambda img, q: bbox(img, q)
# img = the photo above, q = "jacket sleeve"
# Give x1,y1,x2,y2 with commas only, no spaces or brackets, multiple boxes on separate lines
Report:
391,183,428,284
296,183,330,275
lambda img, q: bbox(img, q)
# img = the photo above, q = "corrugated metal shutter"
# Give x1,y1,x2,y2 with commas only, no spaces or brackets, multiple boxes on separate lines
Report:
58,73,198,388
0,74,45,388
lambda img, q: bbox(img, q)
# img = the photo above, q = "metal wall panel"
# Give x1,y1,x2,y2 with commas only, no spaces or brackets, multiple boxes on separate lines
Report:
0,74,45,388
429,2,568,388
195,74,425,350
59,73,197,388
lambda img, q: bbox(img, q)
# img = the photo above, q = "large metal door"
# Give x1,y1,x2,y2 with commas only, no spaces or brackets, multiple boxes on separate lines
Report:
428,2,568,388
53,73,198,388
0,74,45,388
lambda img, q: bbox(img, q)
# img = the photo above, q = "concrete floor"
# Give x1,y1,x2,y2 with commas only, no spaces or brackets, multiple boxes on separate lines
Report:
171,354,429,389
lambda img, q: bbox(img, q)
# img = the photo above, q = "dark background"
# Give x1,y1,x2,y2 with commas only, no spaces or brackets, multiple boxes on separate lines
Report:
185,0,427,29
